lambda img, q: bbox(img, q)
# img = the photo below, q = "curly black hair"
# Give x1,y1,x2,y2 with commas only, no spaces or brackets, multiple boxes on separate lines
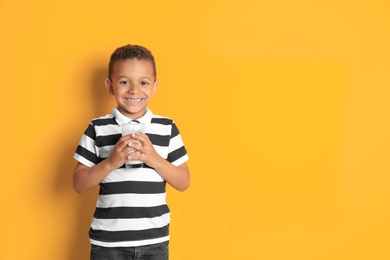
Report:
108,44,156,80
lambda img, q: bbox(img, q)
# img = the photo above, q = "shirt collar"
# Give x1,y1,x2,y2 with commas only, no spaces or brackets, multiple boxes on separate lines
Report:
113,108,153,126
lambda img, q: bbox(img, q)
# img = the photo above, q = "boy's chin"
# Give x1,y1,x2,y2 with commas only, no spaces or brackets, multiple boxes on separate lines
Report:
120,108,146,118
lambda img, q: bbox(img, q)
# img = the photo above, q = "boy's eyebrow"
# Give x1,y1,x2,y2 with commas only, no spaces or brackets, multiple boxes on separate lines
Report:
118,75,153,80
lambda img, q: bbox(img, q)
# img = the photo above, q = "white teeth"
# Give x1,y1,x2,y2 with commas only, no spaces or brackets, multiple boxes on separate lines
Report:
126,98,142,102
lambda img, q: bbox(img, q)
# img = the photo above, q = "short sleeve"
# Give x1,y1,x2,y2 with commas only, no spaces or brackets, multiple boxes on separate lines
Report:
73,123,99,167
167,122,189,166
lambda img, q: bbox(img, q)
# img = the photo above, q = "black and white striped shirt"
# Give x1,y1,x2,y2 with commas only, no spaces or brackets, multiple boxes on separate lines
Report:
74,108,189,247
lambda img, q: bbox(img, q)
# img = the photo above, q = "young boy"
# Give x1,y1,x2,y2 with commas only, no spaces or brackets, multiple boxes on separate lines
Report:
73,44,190,259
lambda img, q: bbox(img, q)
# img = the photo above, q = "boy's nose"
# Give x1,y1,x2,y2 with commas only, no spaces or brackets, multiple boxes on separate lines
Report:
128,85,140,93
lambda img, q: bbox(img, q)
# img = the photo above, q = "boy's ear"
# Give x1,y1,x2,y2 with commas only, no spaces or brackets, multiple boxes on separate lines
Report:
105,78,114,95
152,80,158,95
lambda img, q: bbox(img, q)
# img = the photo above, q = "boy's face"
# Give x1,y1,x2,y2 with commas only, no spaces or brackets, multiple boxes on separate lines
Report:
105,59,158,119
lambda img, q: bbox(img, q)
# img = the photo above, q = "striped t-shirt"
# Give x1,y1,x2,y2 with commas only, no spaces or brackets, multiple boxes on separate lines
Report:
74,108,189,247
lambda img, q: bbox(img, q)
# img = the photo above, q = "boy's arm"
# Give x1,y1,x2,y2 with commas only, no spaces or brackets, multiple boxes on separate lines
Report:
128,132,190,192
73,160,115,194
150,160,190,192
73,134,136,194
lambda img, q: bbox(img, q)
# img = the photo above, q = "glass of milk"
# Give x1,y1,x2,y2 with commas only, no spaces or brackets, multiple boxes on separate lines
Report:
121,122,145,168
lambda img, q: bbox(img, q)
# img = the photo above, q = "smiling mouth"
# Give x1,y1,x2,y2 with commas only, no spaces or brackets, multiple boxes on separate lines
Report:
125,98,143,103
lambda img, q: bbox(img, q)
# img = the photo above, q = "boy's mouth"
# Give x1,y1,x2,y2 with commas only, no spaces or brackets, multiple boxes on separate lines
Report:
124,98,143,103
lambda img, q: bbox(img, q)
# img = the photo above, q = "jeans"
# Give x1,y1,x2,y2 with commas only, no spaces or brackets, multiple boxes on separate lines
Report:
90,241,169,260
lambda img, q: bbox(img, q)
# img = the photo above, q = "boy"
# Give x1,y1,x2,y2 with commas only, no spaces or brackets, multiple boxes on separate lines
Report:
73,44,190,260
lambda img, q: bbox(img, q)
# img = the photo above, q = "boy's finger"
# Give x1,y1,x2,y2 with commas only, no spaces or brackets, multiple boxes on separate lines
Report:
131,134,150,145
126,140,144,151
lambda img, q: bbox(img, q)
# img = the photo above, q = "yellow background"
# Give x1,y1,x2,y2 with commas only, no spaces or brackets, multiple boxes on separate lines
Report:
1,0,390,259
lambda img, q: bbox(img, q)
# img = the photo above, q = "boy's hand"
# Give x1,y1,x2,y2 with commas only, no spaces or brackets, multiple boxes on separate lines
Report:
105,135,139,169
127,132,162,168
125,132,190,191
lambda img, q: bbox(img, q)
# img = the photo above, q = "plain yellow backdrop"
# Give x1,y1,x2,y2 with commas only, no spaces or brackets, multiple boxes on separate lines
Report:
1,0,390,259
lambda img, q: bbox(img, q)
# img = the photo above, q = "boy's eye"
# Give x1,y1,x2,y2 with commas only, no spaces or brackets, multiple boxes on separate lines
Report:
140,81,149,86
120,81,129,85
